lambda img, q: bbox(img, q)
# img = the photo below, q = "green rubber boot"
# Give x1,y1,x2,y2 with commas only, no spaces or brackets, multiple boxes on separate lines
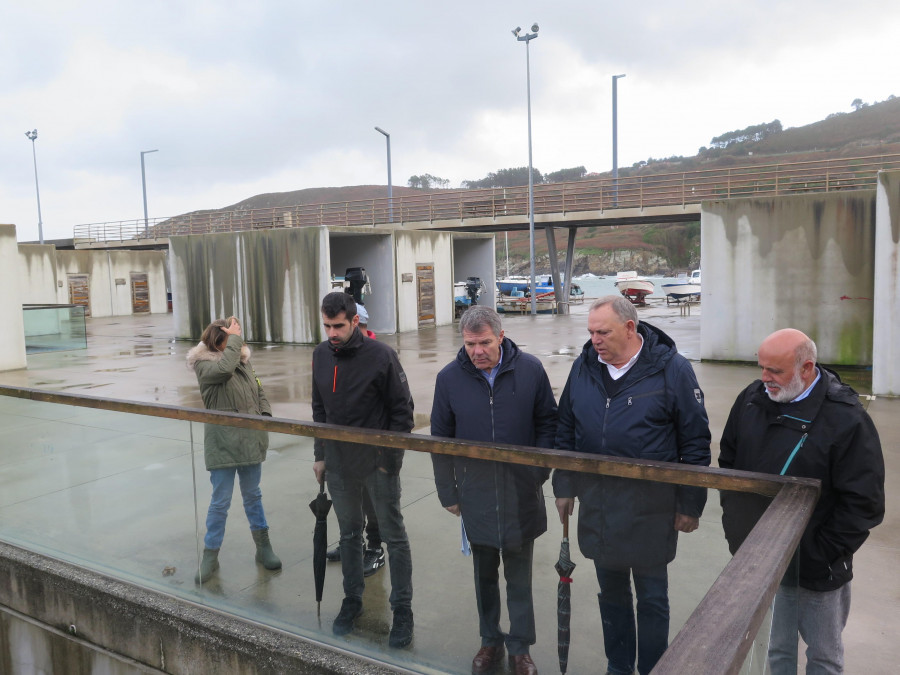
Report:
252,528,282,570
194,548,219,584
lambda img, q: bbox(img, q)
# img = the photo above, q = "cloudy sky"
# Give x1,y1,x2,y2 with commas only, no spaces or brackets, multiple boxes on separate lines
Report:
3,1,897,242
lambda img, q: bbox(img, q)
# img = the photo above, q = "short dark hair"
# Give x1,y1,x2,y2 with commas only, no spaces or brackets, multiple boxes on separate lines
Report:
321,292,357,320
459,305,502,337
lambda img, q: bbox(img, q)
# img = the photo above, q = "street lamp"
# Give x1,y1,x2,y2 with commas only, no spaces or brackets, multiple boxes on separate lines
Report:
24,129,44,244
612,73,626,205
140,149,158,237
374,127,393,223
513,23,539,315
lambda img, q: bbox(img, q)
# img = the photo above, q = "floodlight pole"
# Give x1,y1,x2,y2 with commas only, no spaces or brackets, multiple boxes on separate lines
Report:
25,129,44,244
514,24,539,315
375,127,393,223
612,73,626,206
141,149,158,237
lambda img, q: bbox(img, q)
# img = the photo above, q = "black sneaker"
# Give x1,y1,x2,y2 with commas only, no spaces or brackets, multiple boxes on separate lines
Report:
332,597,363,636
325,546,340,562
388,606,414,648
363,546,385,577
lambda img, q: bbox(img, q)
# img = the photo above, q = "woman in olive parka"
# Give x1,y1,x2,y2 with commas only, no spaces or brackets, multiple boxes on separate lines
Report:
186,317,280,584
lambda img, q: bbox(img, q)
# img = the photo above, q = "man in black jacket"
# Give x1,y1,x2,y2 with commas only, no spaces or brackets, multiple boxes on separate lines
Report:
311,292,415,648
431,306,557,675
719,328,884,674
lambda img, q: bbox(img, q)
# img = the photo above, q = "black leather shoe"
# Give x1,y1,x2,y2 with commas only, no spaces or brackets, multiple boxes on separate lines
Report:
472,645,504,674
332,597,362,636
325,546,340,562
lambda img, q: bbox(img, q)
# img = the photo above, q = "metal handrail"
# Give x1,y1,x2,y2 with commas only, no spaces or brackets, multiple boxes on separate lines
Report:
72,153,900,243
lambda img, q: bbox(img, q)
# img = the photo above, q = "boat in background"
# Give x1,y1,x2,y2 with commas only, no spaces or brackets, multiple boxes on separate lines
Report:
498,274,584,299
615,271,655,305
496,276,531,296
662,271,701,303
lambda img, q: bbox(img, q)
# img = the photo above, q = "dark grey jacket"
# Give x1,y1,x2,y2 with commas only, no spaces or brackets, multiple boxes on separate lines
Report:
430,338,558,549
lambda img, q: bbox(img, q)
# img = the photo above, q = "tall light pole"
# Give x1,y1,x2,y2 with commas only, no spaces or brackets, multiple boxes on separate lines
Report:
24,129,44,244
612,73,626,205
141,149,158,237
374,127,393,223
513,23,539,315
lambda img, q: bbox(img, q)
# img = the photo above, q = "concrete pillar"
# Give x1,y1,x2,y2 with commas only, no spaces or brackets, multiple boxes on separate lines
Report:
0,225,27,371
872,170,900,395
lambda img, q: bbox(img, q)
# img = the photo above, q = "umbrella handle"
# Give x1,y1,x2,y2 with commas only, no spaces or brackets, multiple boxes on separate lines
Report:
563,510,569,540
319,480,326,495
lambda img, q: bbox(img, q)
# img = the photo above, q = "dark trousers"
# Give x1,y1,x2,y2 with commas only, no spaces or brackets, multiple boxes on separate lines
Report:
362,490,381,549
595,563,669,675
329,469,412,610
471,541,536,656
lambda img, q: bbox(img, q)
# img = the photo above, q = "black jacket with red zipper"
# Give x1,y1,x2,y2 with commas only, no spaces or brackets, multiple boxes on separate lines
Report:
311,327,414,478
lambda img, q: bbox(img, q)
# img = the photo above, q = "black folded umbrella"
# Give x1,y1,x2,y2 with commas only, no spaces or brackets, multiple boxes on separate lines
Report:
555,512,577,674
309,482,333,614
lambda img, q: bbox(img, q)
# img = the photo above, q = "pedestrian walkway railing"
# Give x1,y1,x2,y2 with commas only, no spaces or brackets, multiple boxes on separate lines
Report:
72,153,900,243
0,385,818,674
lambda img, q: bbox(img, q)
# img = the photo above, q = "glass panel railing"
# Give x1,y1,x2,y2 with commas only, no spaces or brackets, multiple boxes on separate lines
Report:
22,304,87,354
0,391,814,674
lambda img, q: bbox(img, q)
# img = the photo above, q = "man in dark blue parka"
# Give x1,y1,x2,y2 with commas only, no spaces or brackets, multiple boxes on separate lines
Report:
553,295,711,675
431,306,557,675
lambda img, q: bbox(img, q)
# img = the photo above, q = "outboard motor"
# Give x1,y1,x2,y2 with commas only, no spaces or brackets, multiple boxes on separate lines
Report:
465,276,483,306
345,267,369,304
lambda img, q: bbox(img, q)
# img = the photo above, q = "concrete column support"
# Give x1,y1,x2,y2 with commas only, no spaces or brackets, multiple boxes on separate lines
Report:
872,170,900,395
0,225,27,372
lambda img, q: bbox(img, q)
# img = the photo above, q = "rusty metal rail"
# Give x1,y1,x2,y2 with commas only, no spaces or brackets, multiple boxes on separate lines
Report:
73,153,900,243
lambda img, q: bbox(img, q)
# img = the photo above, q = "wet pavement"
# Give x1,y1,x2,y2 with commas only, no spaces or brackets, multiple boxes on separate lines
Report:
0,299,896,673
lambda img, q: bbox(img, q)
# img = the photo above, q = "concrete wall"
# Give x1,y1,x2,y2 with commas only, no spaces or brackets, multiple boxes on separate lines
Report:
170,228,329,343
53,250,168,318
16,245,58,305
873,170,900,394
395,230,454,332
452,234,496,310
700,191,876,365
0,226,26,372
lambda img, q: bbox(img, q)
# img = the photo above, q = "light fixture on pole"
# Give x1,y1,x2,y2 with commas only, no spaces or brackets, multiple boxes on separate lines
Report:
374,127,393,223
612,73,626,206
513,23,539,315
140,149,158,237
24,129,44,244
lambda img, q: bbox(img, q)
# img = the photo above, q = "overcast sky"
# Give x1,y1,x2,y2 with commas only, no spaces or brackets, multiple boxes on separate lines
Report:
3,1,897,242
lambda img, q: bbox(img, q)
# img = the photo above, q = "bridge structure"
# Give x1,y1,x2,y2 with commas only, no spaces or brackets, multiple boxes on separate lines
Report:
72,152,900,313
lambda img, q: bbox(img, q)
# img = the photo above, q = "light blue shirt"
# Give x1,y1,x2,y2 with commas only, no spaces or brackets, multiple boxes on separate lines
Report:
479,346,504,389
791,367,821,402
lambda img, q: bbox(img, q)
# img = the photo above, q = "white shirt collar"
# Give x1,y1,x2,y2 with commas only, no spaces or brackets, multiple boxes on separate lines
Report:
599,334,644,381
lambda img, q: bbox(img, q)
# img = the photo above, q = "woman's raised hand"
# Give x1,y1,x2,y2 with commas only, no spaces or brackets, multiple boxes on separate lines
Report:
224,317,242,336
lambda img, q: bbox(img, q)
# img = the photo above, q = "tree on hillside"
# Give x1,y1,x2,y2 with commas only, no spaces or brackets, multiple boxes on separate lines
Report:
408,174,449,189
544,166,587,183
851,98,867,111
710,120,782,149
462,166,544,189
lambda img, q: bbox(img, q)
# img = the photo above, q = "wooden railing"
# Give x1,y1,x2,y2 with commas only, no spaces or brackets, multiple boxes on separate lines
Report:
73,153,900,243
0,384,819,673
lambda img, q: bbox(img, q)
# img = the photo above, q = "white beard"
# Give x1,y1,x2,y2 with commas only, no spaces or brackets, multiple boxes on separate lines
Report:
765,369,807,402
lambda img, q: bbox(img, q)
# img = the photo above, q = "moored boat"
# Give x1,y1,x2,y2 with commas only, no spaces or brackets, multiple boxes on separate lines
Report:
615,271,655,305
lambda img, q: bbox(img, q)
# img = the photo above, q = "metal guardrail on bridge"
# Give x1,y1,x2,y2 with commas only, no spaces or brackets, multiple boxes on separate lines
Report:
73,153,900,243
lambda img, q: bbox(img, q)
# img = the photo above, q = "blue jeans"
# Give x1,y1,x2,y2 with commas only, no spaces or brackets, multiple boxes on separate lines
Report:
769,582,851,674
204,464,268,550
471,541,536,656
595,563,669,675
328,469,413,610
